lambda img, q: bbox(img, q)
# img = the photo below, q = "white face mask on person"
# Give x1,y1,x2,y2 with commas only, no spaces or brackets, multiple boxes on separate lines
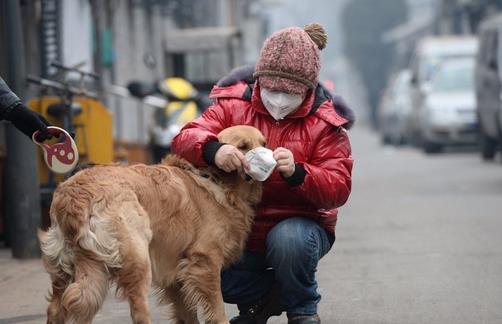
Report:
260,88,304,120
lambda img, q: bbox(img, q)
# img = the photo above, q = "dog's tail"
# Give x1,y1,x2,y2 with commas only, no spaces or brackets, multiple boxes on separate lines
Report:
39,186,122,322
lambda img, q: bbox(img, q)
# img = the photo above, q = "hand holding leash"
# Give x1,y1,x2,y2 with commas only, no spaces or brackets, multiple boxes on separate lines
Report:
4,103,52,140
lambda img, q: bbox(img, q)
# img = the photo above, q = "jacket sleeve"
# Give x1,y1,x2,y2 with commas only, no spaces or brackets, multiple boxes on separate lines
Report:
171,100,231,166
0,77,21,119
292,127,353,210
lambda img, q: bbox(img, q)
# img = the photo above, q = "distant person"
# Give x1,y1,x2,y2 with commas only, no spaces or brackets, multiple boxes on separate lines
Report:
173,23,354,324
0,77,51,140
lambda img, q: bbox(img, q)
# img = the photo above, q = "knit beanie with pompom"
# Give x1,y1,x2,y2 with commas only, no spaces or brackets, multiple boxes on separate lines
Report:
254,23,327,95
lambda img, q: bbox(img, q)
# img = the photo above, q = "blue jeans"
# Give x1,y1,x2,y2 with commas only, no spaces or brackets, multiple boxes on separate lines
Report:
221,217,335,315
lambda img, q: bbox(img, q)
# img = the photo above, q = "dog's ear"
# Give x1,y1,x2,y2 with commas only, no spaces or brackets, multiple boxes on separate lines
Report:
225,182,261,207
231,176,262,206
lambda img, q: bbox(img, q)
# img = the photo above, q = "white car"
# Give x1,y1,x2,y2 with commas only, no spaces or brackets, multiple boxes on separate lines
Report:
378,70,413,145
417,58,478,153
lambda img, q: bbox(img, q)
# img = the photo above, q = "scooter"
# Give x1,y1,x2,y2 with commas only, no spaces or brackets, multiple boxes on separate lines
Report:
127,77,206,162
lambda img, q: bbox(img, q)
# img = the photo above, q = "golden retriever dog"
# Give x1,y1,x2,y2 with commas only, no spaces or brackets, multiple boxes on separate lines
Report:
38,125,265,324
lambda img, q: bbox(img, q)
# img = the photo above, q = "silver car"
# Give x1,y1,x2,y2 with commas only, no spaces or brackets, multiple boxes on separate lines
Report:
417,58,477,153
409,36,478,147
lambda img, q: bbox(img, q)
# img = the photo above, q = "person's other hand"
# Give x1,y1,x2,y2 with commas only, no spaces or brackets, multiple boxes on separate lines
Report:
6,104,51,140
273,147,295,178
215,144,250,175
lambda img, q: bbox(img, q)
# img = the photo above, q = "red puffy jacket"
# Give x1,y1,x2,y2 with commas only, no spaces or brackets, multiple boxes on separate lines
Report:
172,68,354,252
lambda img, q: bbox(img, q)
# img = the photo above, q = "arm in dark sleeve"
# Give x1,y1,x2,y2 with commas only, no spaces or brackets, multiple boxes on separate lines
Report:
0,76,51,139
0,77,21,119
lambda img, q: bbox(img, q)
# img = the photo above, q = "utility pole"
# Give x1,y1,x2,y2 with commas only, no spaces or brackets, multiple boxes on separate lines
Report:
2,0,42,258
90,0,106,100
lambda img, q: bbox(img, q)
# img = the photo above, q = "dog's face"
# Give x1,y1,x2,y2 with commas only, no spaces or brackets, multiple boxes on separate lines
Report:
216,126,265,205
217,125,267,154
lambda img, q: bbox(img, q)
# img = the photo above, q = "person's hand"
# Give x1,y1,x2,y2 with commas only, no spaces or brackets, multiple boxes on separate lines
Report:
6,104,51,140
273,147,295,178
214,144,250,175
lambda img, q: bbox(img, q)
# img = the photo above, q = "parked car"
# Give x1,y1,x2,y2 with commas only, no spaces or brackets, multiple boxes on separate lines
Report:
409,36,478,146
475,14,502,160
378,69,413,145
416,58,477,153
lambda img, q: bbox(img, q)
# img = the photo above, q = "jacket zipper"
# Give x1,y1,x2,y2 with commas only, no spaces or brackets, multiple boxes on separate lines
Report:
269,119,281,149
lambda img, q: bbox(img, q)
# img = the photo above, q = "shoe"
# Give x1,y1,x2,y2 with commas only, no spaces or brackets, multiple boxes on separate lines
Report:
287,313,321,324
229,285,283,324
229,313,259,324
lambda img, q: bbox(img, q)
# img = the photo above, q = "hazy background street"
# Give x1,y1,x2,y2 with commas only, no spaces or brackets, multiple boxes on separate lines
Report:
2,0,502,323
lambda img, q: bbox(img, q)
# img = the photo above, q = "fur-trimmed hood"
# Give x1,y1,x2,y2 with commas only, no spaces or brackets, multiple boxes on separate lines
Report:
217,65,355,129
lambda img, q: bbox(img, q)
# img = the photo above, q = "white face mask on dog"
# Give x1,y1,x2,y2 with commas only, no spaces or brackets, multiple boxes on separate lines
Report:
245,147,277,181
260,88,304,120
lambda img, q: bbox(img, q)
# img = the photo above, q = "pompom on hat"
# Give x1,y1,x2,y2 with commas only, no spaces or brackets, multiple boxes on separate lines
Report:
254,23,327,95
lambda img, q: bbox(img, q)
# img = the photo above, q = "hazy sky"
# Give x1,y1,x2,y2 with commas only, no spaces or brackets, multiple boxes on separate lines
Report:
266,0,347,62
264,0,350,83
263,0,371,119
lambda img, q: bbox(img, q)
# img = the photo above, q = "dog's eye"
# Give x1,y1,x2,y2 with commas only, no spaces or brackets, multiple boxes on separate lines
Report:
238,143,249,150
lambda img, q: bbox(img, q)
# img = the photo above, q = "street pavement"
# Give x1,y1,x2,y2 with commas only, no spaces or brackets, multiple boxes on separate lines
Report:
1,125,502,323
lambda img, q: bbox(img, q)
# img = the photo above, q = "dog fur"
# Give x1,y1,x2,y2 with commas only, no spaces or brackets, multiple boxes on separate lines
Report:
38,125,266,324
